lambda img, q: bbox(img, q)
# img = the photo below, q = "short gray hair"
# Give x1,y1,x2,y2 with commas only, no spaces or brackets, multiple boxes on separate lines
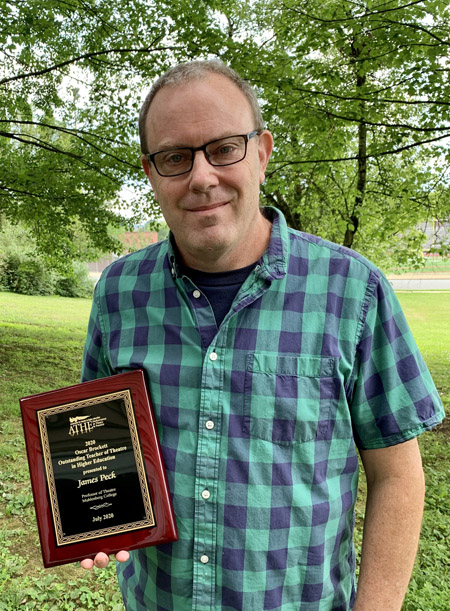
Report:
139,59,264,154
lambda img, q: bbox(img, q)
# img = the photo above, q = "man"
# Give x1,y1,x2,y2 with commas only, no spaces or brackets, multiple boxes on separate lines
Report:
81,60,444,610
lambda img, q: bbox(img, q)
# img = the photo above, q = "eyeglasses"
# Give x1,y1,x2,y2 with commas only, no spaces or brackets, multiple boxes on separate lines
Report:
146,130,261,177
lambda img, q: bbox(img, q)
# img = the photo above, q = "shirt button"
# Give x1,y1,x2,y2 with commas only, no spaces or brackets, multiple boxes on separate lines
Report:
201,489,211,500
200,554,209,564
205,420,215,430
193,289,201,298
209,351,218,361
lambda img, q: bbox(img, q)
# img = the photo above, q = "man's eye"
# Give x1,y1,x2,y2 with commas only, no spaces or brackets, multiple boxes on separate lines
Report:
165,152,187,164
219,144,235,154
158,150,190,165
211,142,240,156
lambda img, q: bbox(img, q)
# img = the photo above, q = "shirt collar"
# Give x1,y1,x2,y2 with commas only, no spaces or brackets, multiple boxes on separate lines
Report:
259,206,288,280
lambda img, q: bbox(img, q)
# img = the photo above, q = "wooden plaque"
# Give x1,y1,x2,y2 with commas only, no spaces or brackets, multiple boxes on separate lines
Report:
20,370,178,568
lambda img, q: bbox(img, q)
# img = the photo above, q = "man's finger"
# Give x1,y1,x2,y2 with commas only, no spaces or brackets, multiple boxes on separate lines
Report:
80,558,95,570
116,550,130,563
94,552,110,568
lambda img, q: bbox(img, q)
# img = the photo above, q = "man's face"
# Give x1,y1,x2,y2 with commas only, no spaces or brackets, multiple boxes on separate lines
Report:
141,74,273,271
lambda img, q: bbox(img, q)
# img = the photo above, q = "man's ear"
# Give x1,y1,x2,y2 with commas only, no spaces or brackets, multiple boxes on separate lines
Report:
257,130,274,184
141,154,158,201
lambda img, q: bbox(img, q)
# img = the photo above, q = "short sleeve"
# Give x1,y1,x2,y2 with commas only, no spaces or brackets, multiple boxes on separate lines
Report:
81,286,114,382
349,273,444,449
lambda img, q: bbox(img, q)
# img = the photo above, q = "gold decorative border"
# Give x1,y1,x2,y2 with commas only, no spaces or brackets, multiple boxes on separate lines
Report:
37,390,155,546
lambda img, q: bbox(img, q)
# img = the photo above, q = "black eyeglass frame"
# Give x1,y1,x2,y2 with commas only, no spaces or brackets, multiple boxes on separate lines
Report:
146,130,262,177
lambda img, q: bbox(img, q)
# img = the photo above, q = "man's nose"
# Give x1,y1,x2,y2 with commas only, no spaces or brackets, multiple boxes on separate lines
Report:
187,150,220,191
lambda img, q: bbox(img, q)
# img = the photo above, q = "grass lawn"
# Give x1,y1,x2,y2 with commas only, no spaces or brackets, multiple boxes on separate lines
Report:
374,292,449,610
0,290,448,610
0,293,124,610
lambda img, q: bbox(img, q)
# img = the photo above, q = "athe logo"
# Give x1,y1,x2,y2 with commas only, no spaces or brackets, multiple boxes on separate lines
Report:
69,415,105,436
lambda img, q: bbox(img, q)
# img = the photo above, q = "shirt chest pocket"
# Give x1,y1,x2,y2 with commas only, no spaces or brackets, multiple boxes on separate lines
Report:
243,353,339,445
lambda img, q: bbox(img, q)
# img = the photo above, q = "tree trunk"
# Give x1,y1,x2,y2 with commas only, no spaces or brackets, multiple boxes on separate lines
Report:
344,68,367,249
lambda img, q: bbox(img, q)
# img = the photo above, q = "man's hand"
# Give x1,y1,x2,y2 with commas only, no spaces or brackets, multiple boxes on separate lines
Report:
80,550,130,570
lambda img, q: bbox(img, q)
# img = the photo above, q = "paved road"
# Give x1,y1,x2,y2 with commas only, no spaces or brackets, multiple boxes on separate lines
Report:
388,277,450,290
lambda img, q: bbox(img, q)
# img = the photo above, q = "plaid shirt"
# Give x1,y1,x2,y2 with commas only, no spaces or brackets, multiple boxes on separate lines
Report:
82,207,443,611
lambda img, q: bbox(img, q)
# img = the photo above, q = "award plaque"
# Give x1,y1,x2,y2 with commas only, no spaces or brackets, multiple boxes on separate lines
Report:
20,370,178,568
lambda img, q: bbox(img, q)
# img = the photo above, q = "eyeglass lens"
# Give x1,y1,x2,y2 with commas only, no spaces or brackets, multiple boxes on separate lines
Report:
154,135,247,176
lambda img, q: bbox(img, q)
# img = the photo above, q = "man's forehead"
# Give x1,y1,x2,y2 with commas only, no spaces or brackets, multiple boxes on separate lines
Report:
152,72,245,103
145,74,253,148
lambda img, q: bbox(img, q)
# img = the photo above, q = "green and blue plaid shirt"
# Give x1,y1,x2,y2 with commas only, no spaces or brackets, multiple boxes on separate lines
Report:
82,207,444,611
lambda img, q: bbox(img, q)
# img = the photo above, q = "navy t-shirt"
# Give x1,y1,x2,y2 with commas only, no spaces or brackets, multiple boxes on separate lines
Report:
180,261,259,327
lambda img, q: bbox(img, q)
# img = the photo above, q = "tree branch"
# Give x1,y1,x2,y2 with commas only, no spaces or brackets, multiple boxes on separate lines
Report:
290,84,450,106
0,131,123,183
1,117,144,171
0,119,132,147
313,109,449,132
0,183,80,200
281,0,426,25
382,18,450,45
0,40,181,86
266,132,450,177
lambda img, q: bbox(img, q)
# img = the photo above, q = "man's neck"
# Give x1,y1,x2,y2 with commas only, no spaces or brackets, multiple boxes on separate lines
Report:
175,211,273,273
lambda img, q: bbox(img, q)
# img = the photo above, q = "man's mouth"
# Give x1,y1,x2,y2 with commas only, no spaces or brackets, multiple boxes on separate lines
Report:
187,201,229,213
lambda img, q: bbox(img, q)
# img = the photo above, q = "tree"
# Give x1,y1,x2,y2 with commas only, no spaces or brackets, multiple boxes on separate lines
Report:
0,0,230,264
246,0,450,263
2,0,450,268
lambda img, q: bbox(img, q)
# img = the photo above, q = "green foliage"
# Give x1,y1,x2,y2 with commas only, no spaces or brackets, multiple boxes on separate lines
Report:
1,0,450,267
0,254,55,295
404,432,450,611
0,293,125,610
0,254,94,298
0,220,94,297
248,0,450,263
54,263,95,299
0,564,124,610
157,222,170,242
2,483,33,517
0,0,231,265
393,291,450,609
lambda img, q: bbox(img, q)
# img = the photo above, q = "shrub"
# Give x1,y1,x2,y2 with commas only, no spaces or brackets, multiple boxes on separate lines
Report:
0,220,95,298
0,254,55,296
0,253,20,292
54,262,94,298
0,256,94,298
